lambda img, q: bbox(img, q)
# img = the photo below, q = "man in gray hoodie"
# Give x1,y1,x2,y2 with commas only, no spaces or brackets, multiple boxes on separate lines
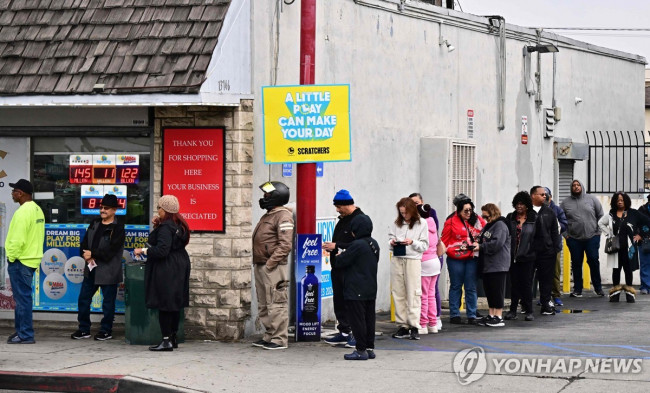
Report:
560,179,605,297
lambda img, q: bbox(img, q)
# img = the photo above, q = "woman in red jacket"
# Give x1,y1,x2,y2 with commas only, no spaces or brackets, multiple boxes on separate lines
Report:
441,194,485,325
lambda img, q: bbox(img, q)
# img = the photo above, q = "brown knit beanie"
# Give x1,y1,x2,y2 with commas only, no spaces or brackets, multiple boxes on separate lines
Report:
158,195,180,213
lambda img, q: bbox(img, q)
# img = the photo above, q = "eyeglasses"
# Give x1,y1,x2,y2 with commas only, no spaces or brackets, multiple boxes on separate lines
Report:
100,206,112,211
462,209,472,213
481,215,489,220
537,193,547,197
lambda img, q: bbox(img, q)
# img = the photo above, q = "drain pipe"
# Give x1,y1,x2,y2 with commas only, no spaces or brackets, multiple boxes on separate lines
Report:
497,18,506,130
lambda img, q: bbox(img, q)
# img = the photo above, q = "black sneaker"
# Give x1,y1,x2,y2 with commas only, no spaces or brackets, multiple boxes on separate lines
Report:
71,330,91,340
541,306,556,315
263,342,288,350
486,316,505,327
476,316,492,326
570,291,582,298
367,348,376,359
252,339,268,348
504,311,517,320
467,318,478,325
595,290,605,297
391,327,410,339
449,316,462,324
94,331,112,341
409,328,420,340
525,313,535,321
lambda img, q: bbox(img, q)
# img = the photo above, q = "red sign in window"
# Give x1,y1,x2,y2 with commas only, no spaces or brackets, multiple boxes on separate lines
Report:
163,128,226,232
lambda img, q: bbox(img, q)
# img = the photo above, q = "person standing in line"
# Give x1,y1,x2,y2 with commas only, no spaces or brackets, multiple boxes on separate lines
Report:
5,179,45,344
322,190,364,348
637,193,650,295
598,192,650,303
389,197,429,340
333,214,380,361
134,195,191,351
251,181,294,350
476,203,510,328
544,187,568,306
504,192,537,322
441,194,485,325
71,194,124,341
409,192,444,332
409,193,441,335
560,180,605,298
530,186,562,316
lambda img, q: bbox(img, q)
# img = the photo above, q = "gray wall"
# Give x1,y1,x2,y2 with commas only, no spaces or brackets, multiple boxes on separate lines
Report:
251,0,645,319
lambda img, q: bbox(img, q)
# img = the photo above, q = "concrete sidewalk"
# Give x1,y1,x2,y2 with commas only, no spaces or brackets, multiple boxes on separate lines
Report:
1,292,650,392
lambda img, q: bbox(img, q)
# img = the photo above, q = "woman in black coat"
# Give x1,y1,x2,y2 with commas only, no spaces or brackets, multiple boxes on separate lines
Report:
134,195,190,351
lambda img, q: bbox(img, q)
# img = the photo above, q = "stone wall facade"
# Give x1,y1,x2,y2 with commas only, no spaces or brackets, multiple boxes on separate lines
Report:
153,100,253,341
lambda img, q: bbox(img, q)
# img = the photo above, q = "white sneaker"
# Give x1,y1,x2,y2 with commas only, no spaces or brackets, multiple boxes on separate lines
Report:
427,325,438,334
435,319,442,331
418,327,428,335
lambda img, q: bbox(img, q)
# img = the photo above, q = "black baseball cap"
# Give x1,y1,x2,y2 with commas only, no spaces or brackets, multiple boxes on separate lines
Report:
101,194,119,208
9,179,33,195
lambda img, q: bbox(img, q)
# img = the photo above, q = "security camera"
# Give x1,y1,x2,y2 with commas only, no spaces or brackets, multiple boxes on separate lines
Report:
575,97,582,105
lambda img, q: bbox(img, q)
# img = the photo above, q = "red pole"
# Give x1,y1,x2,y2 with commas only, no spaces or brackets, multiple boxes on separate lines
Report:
297,0,317,234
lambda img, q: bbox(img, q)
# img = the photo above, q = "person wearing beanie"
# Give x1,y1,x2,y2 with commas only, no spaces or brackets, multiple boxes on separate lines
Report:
323,189,365,348
72,194,124,342
5,179,44,344
134,195,191,351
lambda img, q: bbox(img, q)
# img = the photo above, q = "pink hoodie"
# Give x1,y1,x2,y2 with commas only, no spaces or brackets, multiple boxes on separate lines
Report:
422,217,438,262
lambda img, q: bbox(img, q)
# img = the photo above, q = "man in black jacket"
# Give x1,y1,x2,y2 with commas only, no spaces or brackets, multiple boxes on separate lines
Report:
531,186,563,316
334,214,380,360
322,189,364,348
71,194,125,341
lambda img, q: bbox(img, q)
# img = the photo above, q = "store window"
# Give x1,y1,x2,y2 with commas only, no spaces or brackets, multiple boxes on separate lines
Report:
32,136,151,225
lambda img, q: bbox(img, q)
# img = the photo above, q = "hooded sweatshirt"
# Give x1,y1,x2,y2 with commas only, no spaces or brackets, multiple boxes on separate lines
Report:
334,214,380,300
560,179,604,240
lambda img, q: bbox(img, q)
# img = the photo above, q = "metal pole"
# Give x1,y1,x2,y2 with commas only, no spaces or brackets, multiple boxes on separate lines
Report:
297,0,317,234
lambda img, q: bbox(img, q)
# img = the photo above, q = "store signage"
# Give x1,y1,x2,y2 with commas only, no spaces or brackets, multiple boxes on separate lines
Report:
316,217,336,299
69,154,140,185
80,185,127,215
262,84,351,164
163,128,225,232
295,234,322,342
34,224,150,312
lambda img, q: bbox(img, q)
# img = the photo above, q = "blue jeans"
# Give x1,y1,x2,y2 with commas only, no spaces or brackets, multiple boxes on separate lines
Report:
8,261,36,341
77,270,117,334
447,257,477,319
639,249,650,291
566,235,602,293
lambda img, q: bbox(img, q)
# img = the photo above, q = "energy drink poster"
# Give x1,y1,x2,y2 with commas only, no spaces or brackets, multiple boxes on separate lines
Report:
295,234,322,342
34,224,149,313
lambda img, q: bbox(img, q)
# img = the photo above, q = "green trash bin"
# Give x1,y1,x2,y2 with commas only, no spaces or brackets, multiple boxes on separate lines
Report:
124,262,185,345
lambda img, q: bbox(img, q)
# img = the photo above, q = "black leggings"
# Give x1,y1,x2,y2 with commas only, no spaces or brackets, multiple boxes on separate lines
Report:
483,272,507,309
613,252,634,286
159,310,181,337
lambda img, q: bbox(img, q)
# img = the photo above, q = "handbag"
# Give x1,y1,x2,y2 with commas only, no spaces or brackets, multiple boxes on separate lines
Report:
605,236,620,254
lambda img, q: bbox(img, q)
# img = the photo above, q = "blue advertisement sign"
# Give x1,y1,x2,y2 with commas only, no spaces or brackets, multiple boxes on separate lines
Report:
282,163,293,177
316,217,336,299
295,234,322,342
34,224,150,313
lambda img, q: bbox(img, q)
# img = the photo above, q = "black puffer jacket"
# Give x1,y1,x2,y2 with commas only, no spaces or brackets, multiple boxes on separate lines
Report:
533,205,563,258
334,214,380,301
506,210,537,264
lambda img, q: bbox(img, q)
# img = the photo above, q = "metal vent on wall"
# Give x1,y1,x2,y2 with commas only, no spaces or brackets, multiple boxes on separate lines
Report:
450,142,477,210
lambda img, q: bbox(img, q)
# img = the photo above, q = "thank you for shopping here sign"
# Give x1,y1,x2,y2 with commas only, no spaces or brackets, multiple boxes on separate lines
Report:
262,84,351,164
295,234,322,342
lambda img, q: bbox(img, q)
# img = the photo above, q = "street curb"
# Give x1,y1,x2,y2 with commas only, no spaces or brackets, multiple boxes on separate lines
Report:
0,371,202,392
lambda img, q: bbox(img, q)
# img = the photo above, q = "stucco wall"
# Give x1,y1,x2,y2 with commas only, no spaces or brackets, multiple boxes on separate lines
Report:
251,0,645,319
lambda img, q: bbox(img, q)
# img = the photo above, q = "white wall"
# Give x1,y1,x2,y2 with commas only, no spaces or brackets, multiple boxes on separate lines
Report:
251,0,645,319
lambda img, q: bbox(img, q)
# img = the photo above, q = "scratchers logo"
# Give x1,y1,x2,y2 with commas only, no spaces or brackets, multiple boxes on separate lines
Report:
453,347,487,385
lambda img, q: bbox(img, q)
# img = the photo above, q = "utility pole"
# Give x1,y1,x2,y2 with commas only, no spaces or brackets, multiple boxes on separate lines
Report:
296,0,317,234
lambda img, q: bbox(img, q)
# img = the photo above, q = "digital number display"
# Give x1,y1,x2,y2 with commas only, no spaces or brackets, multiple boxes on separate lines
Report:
69,166,93,184
93,167,116,184
117,166,140,184
82,197,127,210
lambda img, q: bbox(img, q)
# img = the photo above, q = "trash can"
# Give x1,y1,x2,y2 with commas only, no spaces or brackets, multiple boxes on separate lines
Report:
124,262,185,345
